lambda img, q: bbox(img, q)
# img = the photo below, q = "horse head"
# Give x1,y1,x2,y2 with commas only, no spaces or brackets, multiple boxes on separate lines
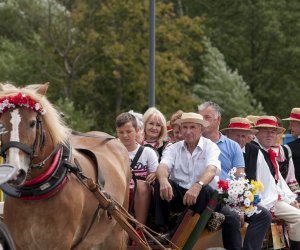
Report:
0,83,70,186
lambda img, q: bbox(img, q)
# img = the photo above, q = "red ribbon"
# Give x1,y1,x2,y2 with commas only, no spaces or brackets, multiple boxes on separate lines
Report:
228,122,251,129
256,119,278,127
268,148,279,181
290,112,300,120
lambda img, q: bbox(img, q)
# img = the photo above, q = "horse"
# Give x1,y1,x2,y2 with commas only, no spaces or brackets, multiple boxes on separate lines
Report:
0,83,131,250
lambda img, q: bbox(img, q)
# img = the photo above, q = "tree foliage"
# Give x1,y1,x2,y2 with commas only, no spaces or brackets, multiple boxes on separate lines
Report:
1,0,299,133
194,38,264,127
0,0,207,133
168,0,300,118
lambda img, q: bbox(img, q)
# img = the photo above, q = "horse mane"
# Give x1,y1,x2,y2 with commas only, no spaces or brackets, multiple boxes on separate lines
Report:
0,83,71,146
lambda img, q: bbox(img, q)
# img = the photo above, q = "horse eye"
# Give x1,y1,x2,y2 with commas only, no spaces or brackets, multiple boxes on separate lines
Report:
29,120,36,128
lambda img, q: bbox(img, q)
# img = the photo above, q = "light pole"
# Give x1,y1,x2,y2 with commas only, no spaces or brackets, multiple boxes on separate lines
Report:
148,0,155,107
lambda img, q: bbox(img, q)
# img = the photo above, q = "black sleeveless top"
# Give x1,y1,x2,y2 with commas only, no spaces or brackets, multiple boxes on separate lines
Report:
277,146,289,180
143,141,169,162
244,143,259,181
250,141,277,181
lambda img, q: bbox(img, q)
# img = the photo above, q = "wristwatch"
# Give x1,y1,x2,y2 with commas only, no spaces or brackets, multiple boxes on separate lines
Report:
196,180,204,187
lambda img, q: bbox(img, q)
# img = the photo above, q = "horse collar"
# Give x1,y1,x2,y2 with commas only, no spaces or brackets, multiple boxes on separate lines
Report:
0,144,71,200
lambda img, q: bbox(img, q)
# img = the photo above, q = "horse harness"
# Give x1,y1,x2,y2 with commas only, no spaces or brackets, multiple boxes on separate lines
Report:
0,113,46,163
0,144,71,200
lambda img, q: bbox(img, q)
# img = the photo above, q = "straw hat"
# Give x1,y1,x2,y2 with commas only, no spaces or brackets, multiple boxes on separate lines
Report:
253,116,285,134
282,107,300,122
245,115,260,126
176,112,209,127
221,117,258,134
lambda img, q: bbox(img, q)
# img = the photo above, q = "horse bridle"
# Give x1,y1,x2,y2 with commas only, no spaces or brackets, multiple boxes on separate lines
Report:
0,113,49,169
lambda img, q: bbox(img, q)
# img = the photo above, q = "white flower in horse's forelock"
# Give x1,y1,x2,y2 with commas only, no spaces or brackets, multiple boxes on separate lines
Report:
0,99,13,113
35,103,41,110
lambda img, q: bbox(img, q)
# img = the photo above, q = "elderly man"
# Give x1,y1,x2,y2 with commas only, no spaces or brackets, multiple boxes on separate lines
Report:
221,117,260,181
198,101,271,250
251,115,300,249
283,107,300,186
154,112,221,237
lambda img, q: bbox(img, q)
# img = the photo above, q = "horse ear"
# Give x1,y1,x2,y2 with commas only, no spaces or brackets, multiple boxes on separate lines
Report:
36,82,50,96
0,83,19,92
25,82,50,96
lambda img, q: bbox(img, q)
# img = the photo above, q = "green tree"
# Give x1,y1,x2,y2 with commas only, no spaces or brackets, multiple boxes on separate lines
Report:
169,0,300,118
0,0,207,133
194,38,264,127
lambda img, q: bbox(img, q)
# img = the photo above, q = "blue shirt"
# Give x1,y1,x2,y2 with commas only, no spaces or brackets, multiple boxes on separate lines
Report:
216,133,245,180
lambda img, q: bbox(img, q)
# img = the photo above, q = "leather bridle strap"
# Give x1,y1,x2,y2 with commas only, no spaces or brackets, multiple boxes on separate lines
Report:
1,141,33,156
0,113,46,161
30,144,61,169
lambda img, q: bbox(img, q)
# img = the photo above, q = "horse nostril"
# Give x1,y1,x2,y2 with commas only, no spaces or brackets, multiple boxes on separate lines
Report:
9,169,27,186
17,169,26,181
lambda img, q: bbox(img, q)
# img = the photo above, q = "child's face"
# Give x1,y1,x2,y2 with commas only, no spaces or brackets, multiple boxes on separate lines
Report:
116,122,138,148
145,115,162,140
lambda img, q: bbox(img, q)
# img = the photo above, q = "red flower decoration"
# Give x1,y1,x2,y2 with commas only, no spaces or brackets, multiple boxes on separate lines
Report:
218,179,229,191
0,93,46,115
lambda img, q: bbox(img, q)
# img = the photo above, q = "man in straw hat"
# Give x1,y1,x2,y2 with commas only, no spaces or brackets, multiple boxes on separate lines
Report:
245,115,260,142
198,102,271,250
154,112,221,238
283,107,300,186
221,117,260,181
252,115,300,248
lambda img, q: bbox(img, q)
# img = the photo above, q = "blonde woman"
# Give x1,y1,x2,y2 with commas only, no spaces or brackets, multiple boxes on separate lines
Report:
143,107,171,161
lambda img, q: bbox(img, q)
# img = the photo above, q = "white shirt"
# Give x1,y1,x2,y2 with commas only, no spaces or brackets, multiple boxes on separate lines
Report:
128,144,158,176
244,147,297,210
160,137,221,189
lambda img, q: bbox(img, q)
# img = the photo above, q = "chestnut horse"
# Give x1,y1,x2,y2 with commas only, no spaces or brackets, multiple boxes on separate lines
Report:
0,83,131,249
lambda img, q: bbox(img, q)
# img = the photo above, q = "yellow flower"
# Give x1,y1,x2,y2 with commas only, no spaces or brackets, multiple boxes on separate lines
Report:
247,193,254,201
257,181,264,192
251,180,264,194
243,205,254,213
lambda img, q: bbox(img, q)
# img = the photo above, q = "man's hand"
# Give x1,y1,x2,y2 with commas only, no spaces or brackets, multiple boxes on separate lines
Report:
159,178,173,201
290,200,300,209
183,183,201,206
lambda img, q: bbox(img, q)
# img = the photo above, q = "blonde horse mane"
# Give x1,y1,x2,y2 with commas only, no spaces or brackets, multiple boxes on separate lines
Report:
0,83,71,146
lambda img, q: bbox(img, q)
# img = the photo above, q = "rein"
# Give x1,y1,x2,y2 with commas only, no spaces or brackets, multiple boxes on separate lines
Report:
67,161,169,250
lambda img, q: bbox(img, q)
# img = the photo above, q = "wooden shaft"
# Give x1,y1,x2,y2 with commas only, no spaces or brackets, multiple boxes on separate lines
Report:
86,178,152,250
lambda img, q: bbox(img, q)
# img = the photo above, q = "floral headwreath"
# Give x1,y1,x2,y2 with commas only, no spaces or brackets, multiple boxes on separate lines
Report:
0,93,46,115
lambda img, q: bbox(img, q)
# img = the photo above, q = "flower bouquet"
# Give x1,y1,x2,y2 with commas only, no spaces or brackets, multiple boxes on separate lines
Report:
217,167,264,217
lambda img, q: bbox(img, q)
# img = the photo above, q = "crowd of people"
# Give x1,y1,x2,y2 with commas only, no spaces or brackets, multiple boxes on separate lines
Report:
115,103,300,250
